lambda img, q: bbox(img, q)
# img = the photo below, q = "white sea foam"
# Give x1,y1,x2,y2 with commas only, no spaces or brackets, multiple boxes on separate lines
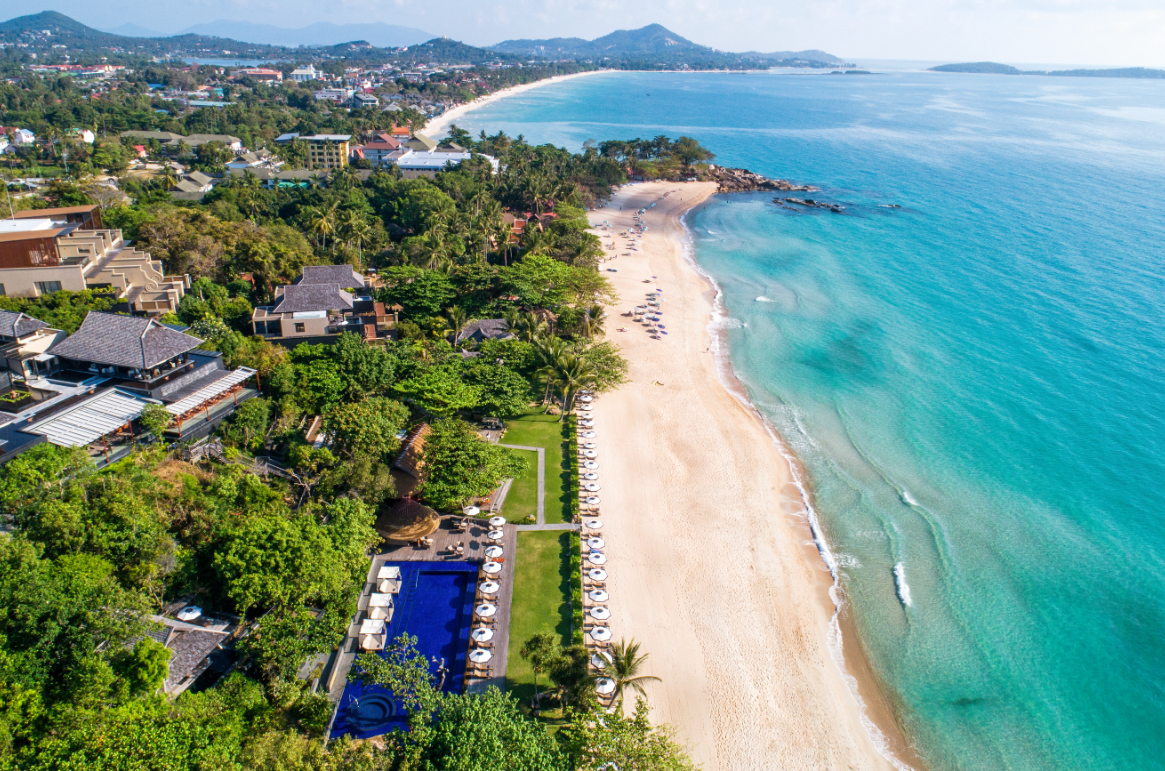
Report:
894,562,914,607
756,296,773,302
677,205,916,771
902,489,919,506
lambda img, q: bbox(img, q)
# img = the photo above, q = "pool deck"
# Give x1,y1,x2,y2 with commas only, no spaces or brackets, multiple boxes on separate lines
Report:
324,516,517,701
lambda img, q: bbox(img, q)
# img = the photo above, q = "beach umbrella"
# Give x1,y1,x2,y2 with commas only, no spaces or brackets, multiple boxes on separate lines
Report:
580,404,594,411
585,483,601,492
588,537,606,550
472,627,494,642
479,581,500,595
585,518,603,530
475,603,497,618
176,606,202,622
583,450,598,458
470,649,492,663
579,395,593,402
591,651,613,669
581,431,597,439
590,626,613,642
485,545,504,559
589,568,608,581
487,529,504,539
590,606,612,621
583,472,599,480
586,496,601,505
583,461,599,470
463,505,481,516
482,562,502,575
489,516,506,527
582,442,597,449
589,589,609,602
595,677,616,695
588,552,607,565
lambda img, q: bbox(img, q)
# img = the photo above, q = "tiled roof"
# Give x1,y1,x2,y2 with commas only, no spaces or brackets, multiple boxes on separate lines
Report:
456,319,513,344
48,312,202,370
271,284,354,314
0,310,49,339
299,264,366,289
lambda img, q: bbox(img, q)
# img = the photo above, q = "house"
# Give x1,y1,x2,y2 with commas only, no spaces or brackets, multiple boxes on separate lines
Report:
289,65,321,82
390,423,431,497
395,150,498,180
1,128,36,146
0,206,189,314
225,150,279,171
352,92,379,109
68,128,95,144
170,171,217,198
118,131,242,154
401,133,437,152
361,135,403,167
314,87,354,104
252,265,392,343
232,67,283,83
145,614,233,695
131,144,148,159
0,310,65,383
455,319,514,345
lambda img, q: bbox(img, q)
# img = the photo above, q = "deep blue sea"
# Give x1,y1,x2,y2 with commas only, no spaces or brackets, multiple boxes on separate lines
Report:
450,69,1165,770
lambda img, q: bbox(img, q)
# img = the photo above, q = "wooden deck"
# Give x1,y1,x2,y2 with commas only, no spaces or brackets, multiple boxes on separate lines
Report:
340,516,518,695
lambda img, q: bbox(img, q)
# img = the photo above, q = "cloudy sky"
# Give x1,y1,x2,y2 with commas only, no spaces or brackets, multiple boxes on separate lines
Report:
16,0,1165,67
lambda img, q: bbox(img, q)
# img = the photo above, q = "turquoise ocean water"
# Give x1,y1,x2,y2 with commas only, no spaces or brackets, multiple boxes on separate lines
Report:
450,70,1165,770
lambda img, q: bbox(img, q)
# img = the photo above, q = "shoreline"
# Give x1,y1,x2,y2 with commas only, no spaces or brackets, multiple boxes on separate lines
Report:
423,69,610,138
587,181,918,770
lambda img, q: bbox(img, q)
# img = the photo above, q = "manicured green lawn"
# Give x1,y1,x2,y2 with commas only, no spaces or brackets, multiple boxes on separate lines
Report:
502,449,539,523
506,530,574,706
503,412,572,524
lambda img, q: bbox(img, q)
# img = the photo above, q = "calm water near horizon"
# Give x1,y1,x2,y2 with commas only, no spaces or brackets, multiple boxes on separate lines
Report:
452,70,1165,770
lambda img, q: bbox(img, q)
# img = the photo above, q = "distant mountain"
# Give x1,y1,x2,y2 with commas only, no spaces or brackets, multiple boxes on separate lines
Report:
930,61,1165,79
492,24,844,67
176,20,435,49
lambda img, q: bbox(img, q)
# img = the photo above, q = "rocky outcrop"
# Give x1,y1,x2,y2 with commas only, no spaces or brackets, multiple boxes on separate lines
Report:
708,165,818,194
778,197,846,213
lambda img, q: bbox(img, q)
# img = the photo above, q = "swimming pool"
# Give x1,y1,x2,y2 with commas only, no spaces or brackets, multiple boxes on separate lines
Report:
330,561,478,739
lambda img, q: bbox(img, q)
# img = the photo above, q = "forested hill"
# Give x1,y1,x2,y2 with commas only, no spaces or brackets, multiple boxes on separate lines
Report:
931,61,1165,79
491,23,848,68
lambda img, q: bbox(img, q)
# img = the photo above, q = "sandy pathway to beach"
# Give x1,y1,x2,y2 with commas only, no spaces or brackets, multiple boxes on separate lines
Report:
586,181,898,771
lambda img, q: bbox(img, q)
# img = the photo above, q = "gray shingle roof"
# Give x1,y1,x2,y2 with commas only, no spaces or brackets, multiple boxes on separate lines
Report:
271,284,354,314
0,310,49,339
299,265,365,290
48,312,203,370
456,319,513,344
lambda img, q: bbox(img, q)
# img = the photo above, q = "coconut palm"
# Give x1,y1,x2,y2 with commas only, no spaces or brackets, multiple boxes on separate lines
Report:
600,638,661,710
553,352,596,422
513,312,547,344
581,304,606,340
444,306,470,345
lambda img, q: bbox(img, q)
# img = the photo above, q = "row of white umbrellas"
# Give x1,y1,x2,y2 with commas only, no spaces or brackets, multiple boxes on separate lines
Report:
577,398,613,670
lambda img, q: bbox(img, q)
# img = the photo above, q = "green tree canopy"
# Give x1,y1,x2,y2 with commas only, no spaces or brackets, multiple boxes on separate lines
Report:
418,418,527,511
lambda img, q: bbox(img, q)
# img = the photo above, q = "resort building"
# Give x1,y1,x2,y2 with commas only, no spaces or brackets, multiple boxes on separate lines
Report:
0,206,189,314
0,311,257,465
395,150,498,180
455,319,514,345
118,131,243,154
289,65,322,82
251,265,394,343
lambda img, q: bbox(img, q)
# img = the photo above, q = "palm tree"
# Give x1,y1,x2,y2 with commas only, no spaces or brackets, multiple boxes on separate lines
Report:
514,312,547,344
600,638,661,711
444,306,470,345
553,352,596,422
581,304,606,340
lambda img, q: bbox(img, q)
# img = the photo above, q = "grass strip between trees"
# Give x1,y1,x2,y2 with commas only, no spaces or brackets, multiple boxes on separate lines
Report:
502,448,539,523
502,411,573,524
506,530,574,707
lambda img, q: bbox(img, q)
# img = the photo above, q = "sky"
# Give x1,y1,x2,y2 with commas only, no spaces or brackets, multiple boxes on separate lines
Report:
13,0,1165,67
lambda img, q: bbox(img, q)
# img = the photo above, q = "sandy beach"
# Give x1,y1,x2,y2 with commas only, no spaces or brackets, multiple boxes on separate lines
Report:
584,181,907,770
423,70,609,138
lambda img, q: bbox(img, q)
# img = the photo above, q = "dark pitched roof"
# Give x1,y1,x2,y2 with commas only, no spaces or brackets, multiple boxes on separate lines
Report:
299,264,366,290
271,284,354,314
456,319,513,344
48,312,203,370
164,628,227,691
0,310,49,339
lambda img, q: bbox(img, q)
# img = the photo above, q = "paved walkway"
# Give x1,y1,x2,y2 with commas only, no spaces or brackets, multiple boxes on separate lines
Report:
516,523,581,531
501,444,545,524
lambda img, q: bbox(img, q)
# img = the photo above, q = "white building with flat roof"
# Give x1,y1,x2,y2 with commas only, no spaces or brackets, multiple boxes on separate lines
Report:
394,150,498,180
290,65,321,83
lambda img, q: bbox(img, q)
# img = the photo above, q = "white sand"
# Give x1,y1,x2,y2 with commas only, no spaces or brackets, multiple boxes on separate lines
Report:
423,70,609,139
585,182,902,770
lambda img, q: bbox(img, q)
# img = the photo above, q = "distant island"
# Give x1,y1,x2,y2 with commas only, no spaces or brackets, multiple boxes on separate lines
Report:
931,62,1165,79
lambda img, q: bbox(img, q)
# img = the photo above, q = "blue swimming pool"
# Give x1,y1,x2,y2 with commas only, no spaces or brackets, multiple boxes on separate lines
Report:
330,561,478,739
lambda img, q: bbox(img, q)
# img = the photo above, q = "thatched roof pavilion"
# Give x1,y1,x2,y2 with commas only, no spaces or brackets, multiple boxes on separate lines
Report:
375,499,439,543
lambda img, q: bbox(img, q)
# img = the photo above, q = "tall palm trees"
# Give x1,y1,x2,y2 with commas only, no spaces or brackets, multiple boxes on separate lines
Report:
600,638,661,711
552,352,596,422
444,306,470,345
581,304,606,340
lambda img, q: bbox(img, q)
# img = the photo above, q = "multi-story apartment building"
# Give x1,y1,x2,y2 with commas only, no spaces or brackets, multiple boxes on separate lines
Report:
303,134,352,170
